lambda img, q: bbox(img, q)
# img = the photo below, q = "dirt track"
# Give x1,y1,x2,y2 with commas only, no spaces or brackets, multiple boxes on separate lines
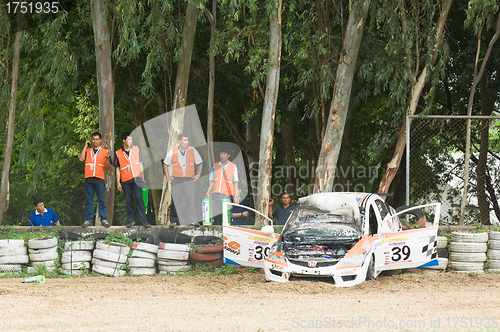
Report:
1,271,499,331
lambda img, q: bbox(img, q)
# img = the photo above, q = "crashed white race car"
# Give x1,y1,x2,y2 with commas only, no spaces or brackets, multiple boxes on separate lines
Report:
223,192,441,287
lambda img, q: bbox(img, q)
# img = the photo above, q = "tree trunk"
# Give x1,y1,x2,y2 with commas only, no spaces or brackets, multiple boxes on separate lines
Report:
336,89,358,190
477,82,492,224
256,0,282,225
0,18,22,225
377,0,453,196
314,0,370,193
459,10,500,225
91,0,115,225
158,2,199,224
280,122,296,198
205,1,216,168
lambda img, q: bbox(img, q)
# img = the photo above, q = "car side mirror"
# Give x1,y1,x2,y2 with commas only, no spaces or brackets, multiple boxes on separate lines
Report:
261,225,274,236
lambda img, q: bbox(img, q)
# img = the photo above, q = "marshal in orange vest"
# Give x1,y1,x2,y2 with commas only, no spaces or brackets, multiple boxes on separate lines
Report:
213,162,236,196
171,146,196,177
84,147,108,179
116,146,141,182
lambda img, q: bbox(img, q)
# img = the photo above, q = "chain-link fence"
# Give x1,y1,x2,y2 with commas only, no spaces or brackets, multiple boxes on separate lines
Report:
408,115,500,225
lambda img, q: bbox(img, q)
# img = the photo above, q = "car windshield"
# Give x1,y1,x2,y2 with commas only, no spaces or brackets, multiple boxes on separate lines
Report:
281,203,362,241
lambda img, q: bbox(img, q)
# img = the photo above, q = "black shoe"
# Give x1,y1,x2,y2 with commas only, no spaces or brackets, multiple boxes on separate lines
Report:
126,221,135,228
101,220,110,228
141,221,151,229
82,220,93,228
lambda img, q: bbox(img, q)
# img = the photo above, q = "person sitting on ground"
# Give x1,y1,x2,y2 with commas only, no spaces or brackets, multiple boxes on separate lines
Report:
29,198,60,226
268,193,295,226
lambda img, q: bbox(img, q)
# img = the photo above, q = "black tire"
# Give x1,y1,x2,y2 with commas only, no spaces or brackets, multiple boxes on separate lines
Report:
159,232,191,244
84,233,108,240
58,231,82,241
128,233,154,244
366,255,376,281
438,248,448,258
193,236,221,246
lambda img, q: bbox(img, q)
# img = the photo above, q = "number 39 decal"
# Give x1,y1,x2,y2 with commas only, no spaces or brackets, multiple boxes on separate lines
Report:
391,245,411,262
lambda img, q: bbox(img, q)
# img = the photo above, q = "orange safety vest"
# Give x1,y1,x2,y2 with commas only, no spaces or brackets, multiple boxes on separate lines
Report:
116,146,141,183
213,162,236,196
171,146,195,177
84,147,108,179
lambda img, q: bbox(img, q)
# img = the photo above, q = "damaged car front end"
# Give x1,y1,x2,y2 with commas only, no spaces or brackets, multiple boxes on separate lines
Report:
264,195,374,286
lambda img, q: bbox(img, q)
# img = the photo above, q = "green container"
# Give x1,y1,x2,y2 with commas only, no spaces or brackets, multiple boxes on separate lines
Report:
24,275,45,283
222,197,231,225
142,188,148,214
202,198,211,226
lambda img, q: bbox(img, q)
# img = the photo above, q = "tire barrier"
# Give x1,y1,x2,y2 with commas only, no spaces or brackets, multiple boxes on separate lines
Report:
130,242,158,275
92,241,129,277
437,236,448,249
191,243,224,269
487,232,500,273
61,240,94,275
28,237,58,273
449,232,487,273
128,234,155,245
157,242,191,273
0,240,29,269
159,232,191,245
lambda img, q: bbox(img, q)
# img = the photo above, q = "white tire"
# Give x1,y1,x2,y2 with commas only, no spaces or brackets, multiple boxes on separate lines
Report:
130,267,156,275
28,237,58,249
95,242,130,255
93,249,128,264
437,236,448,249
158,243,190,252
61,269,87,275
157,249,189,261
61,251,92,263
489,240,500,250
128,258,155,268
449,242,487,253
0,239,25,247
449,252,487,262
28,247,57,255
132,242,159,254
451,232,488,243
91,258,124,270
0,255,29,264
158,265,191,272
0,264,23,272
0,246,27,256
62,261,90,270
487,269,500,273
487,249,500,260
131,250,156,260
64,241,94,251
27,266,56,274
489,231,500,240
489,259,500,269
92,264,125,277
157,259,189,266
423,258,448,270
449,261,484,272
30,260,57,267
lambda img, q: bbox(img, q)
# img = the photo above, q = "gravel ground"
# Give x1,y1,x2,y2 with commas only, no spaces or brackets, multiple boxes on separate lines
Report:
1,270,500,331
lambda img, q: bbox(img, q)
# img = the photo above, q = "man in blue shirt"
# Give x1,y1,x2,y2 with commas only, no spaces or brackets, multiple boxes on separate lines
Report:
268,193,295,225
29,198,60,226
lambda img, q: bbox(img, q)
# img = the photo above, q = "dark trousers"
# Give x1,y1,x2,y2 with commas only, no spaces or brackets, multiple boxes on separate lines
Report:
84,182,107,221
171,177,197,225
122,179,147,223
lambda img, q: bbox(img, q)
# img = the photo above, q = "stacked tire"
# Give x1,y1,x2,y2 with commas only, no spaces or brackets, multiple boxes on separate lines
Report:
0,239,28,274
129,242,158,276
422,236,449,272
157,243,191,274
449,232,488,273
92,242,129,277
61,240,94,275
487,231,500,273
28,237,59,274
190,243,224,269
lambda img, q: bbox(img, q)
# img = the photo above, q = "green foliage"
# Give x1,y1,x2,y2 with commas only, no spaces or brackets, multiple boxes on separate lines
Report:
0,225,59,241
104,232,134,247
